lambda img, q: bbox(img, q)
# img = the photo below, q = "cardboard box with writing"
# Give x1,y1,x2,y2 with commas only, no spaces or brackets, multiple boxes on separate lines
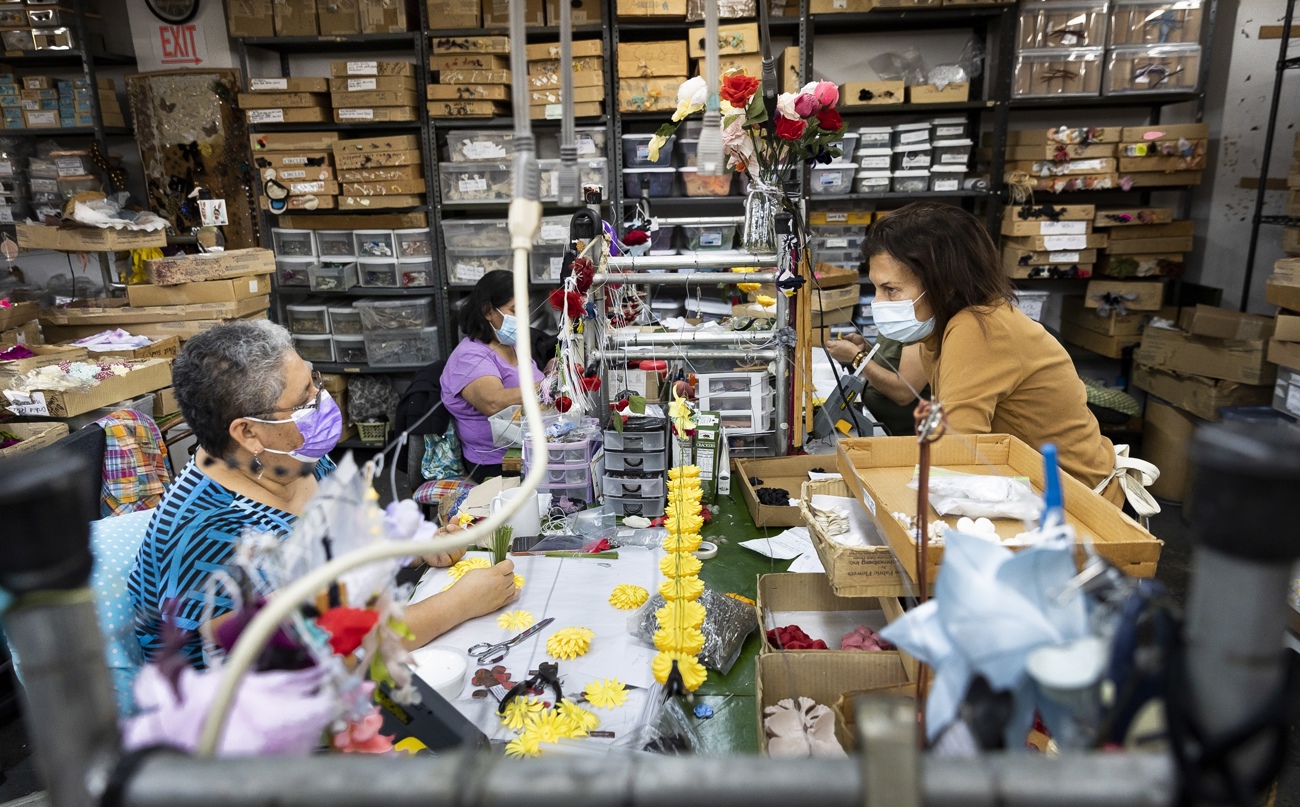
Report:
687,22,759,57
126,274,273,308
1135,325,1276,386
0,422,68,459
248,77,330,93
333,105,420,124
273,0,318,35
525,39,604,62
226,0,276,36
1133,363,1272,422
277,212,428,229
1004,233,1108,252
430,35,511,54
800,478,910,597
40,297,270,328
2,358,172,419
329,60,415,78
909,82,969,103
71,334,181,362
246,106,330,125
734,454,836,527
430,54,508,72
317,0,361,34
1007,128,1121,146
426,0,480,28
1267,257,1300,311
1001,202,1096,221
0,322,39,348
330,75,418,95
428,101,511,118
1139,398,1199,503
1002,246,1097,278
237,91,330,109
619,78,686,112
1001,217,1094,237
545,0,603,23
616,0,687,16
1059,295,1151,337
145,249,276,287
0,344,87,383
810,0,874,10
482,0,545,25
1120,123,1209,142
250,131,340,152
618,41,688,77
16,224,165,252
1059,320,1139,358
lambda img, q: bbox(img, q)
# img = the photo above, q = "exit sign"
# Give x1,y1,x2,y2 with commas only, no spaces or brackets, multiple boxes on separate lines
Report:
156,23,208,66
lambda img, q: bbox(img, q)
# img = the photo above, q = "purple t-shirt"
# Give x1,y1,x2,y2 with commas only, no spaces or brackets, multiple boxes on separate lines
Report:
441,338,541,465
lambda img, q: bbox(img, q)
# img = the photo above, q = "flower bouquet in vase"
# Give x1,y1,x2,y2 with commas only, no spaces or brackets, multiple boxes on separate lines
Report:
647,72,847,254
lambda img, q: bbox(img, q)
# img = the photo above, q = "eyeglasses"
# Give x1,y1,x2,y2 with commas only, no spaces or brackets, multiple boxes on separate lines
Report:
249,370,324,418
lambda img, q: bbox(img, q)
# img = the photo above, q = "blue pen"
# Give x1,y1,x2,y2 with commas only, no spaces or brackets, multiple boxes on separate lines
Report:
1041,443,1064,529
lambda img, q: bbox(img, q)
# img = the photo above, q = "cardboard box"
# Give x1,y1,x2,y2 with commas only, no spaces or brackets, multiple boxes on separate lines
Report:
145,249,275,287
15,224,166,252
1001,218,1093,237
605,367,663,401
428,101,511,118
333,106,419,123
329,60,415,78
1177,305,1275,342
337,165,422,182
428,84,511,101
40,297,270,327
0,344,88,382
1286,227,1300,256
126,274,273,307
248,77,329,93
0,421,68,459
530,101,603,120
836,435,1163,583
691,54,763,79
687,22,759,57
810,211,872,227
782,46,800,93
1268,258,1300,310
338,193,424,210
1120,154,1207,173
0,321,39,348
525,39,604,61
908,82,969,103
482,0,545,25
1270,338,1300,372
426,0,480,29
430,54,509,72
0,300,38,332
341,179,426,195
545,0,603,22
238,91,328,109
1126,170,1203,187
619,78,687,112
1006,158,1118,177
1141,399,1199,503
358,0,407,32
1275,366,1300,419
246,106,330,125
799,478,910,597
1275,314,1300,343
1004,234,1107,252
616,0,687,16
1120,123,1209,142
438,69,512,85
527,85,605,106
273,0,318,35
332,148,421,170
153,386,179,419
333,133,418,155
812,263,862,289
1060,295,1148,336
618,41,688,78
1135,325,1275,386
329,76,417,94
277,212,428,229
227,0,276,36
430,35,511,54
70,334,181,361
249,131,340,152
734,454,837,527
1007,128,1121,146
1001,202,1096,222
2,358,172,419
1005,144,1115,161
1133,364,1273,422
1083,279,1163,311
317,0,360,34
810,0,874,10
528,57,604,84
839,81,905,108
1107,236,1194,254
1059,320,1140,358
260,195,338,212
1002,249,1095,279
1102,252,1185,279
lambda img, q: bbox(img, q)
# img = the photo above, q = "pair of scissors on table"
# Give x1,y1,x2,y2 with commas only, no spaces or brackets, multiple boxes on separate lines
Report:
469,617,554,664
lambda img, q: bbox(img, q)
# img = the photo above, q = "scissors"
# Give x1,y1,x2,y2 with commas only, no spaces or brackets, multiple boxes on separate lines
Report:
469,617,554,664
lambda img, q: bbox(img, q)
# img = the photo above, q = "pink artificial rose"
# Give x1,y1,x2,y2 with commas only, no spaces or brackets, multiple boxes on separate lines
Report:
333,708,395,754
814,81,839,109
793,93,819,119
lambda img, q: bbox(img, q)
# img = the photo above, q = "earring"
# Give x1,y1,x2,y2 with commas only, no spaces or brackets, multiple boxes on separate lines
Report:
250,452,264,480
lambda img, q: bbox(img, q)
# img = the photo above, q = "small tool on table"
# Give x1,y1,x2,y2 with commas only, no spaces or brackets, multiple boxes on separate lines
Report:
468,617,554,665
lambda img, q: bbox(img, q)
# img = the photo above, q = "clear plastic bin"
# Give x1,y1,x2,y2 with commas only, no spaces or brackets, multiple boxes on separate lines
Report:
604,474,665,499
604,449,667,473
930,165,966,192
603,429,667,452
679,219,738,250
931,116,969,140
567,126,608,158
622,133,675,167
530,244,565,282
624,167,675,198
537,214,572,246
647,224,676,253
1013,48,1105,98
440,161,512,202
446,248,511,285
357,257,399,288
718,409,772,433
676,138,699,167
286,304,330,335
813,233,864,253
354,296,433,331
353,229,396,258
680,167,734,197
328,306,363,335
446,129,514,162
1019,0,1110,49
333,335,368,364
363,327,440,368
891,122,931,148
696,372,765,396
399,258,435,287
277,256,314,287
272,228,315,257
809,164,856,195
293,334,334,362
543,465,589,486
1104,44,1201,94
541,484,594,508
315,230,355,259
858,126,892,149
892,144,932,171
831,132,859,164
395,228,433,258
309,261,357,292
538,158,609,202
857,173,892,193
814,249,862,269
1110,0,1203,46
58,176,102,200
856,147,892,171
725,431,779,458
892,170,930,193
932,139,974,167
442,218,510,250
606,495,665,518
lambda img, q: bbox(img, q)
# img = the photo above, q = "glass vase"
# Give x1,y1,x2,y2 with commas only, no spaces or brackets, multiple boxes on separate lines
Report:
741,176,781,255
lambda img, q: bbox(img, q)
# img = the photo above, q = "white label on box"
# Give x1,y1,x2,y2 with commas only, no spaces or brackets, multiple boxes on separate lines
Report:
55,157,84,177
576,137,597,156
933,179,959,191
1040,221,1088,235
834,0,847,7
636,145,650,160
0,208,12,224
458,177,487,192
862,489,876,516
859,155,890,169
248,108,285,123
549,256,563,277
250,78,288,91
279,169,307,179
280,156,309,165
939,154,968,164
900,130,929,144
1072,158,1107,172
249,279,260,293
4,389,49,417
338,108,374,120
700,232,722,247
818,171,841,187
935,125,963,137
826,212,848,223
290,181,326,193
463,142,506,160
347,77,377,91
456,262,485,281
1043,235,1088,251
0,160,12,175
824,237,849,248
545,103,562,120
540,222,567,241
1048,251,1081,263
1288,383,1300,415
347,61,378,75
26,111,55,125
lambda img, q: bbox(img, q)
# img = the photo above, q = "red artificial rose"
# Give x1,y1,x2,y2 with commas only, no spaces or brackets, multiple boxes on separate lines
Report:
775,116,806,141
572,256,595,294
580,375,601,392
719,73,760,107
316,607,380,656
816,107,843,133
623,229,650,246
548,289,584,319
555,395,573,413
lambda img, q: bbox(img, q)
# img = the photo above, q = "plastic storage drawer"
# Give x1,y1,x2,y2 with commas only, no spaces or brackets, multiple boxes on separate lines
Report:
893,144,932,171
696,372,766,397
286,304,330,335
725,431,780,458
680,167,734,197
932,139,974,167
930,166,966,192
857,147,892,171
540,483,594,508
809,164,856,195
622,133,675,167
679,219,737,251
332,335,367,364
354,296,433,331
931,117,969,140
538,158,609,202
309,261,357,292
856,171,891,193
395,227,433,258
446,129,514,162
353,229,396,258
831,132,859,163
1018,0,1110,50
542,464,590,486
891,122,931,148
362,327,440,367
1104,44,1201,94
857,126,892,149
357,258,399,288
718,409,773,434
603,429,667,452
604,473,665,499
1013,48,1105,98
272,228,315,257
293,334,334,362
568,126,608,158
446,248,511,285
440,162,512,203
624,167,675,198
604,449,666,473
606,495,666,518
441,218,510,250
328,306,363,335
1110,0,1203,45
277,257,314,287
530,245,565,282
892,170,930,193
398,258,435,288
315,230,355,259
524,439,594,468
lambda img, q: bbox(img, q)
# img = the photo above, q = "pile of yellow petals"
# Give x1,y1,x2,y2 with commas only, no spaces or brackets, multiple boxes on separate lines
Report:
497,610,535,631
659,575,704,601
546,626,595,660
504,733,541,758
657,599,706,631
659,552,702,578
651,651,708,691
609,584,649,610
654,625,705,654
499,696,545,731
584,678,629,709
447,556,491,581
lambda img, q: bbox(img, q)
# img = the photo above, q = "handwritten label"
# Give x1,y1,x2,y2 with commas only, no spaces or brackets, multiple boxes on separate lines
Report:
249,279,260,293
939,153,968,164
1043,235,1088,251
250,78,288,91
932,178,959,191
55,157,85,176
935,125,964,137
26,111,55,126
4,390,49,417
347,77,377,91
338,108,374,120
575,136,597,156
0,160,12,175
824,237,849,248
540,222,567,241
248,108,285,123
899,130,928,144
458,177,487,192
278,170,307,180
347,61,378,75
456,262,485,281
826,212,848,223
1048,251,1081,263
545,103,562,120
1040,221,1088,235
549,256,563,277
859,155,890,169
1070,158,1107,172
0,208,12,224
462,142,507,160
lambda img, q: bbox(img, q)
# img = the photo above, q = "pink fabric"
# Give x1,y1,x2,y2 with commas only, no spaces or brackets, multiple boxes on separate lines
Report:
440,338,539,465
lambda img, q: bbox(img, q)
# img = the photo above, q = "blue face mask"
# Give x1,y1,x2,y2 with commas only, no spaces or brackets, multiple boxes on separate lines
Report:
493,308,518,346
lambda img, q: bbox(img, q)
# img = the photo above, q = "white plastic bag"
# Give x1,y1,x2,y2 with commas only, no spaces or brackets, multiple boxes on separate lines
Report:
489,405,523,447
908,468,1043,522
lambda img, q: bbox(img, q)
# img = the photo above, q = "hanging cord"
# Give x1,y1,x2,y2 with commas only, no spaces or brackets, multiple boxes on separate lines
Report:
696,0,725,176
555,0,579,205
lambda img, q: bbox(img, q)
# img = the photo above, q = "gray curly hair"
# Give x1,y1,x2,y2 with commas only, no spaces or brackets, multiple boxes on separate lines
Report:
172,320,296,456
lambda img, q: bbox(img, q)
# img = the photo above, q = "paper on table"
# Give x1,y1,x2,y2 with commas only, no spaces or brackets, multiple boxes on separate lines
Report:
787,552,826,574
808,471,843,481
739,527,814,560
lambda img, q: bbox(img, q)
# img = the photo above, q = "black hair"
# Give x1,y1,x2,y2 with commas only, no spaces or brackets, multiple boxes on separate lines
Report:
459,269,515,343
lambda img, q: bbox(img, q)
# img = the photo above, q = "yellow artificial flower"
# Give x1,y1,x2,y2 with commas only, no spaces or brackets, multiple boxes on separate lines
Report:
659,552,703,578
668,391,694,436
756,294,776,307
505,733,541,758
524,710,573,743
497,610,535,631
672,75,707,122
647,132,669,162
668,465,701,480
652,651,708,691
659,576,705,601
514,574,526,589
657,600,707,631
546,626,595,660
653,625,705,654
661,532,703,553
584,678,630,709
737,282,761,294
447,556,492,581
559,701,601,735
500,696,545,731
609,584,649,610
457,511,474,527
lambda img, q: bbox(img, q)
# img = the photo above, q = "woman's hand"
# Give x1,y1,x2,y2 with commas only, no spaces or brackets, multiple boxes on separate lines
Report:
424,521,468,567
454,559,519,617
825,336,865,365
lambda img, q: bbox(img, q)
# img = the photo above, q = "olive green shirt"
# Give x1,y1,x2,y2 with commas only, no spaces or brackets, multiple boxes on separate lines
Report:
862,336,926,436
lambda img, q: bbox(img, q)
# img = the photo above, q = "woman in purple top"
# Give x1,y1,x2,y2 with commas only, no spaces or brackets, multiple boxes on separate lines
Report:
441,270,542,482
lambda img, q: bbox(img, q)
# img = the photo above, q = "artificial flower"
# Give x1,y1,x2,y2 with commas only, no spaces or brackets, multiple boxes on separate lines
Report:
668,391,695,437
609,584,649,610
757,295,777,307
546,626,595,660
653,625,705,654
775,116,806,141
764,697,846,759
571,255,595,294
525,709,579,743
447,556,492,581
841,624,896,651
659,576,704,602
793,93,818,118
332,709,395,754
656,600,707,631
737,282,761,293
554,395,572,413
659,552,702,578
548,289,584,319
559,701,601,734
316,607,380,656
652,651,708,691
661,532,703,553
721,116,756,172
776,92,798,120
505,733,541,758
801,80,839,109
584,678,629,709
580,375,601,392
647,132,669,163
623,228,649,246
673,76,708,121
719,72,760,107
668,465,701,480
501,697,546,731
816,107,843,133
497,610,535,631
514,574,525,589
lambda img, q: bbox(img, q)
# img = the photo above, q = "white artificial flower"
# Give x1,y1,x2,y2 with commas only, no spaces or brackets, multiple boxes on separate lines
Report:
776,92,798,120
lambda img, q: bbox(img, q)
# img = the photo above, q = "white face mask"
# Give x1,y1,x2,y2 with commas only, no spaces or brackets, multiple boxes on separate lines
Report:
872,291,935,343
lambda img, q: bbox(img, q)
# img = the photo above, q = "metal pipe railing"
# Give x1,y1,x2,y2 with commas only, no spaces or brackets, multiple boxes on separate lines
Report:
608,330,776,347
593,271,775,287
604,254,779,272
592,348,779,362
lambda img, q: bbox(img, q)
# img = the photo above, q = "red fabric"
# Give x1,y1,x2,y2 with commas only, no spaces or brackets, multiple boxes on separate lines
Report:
549,290,584,319
623,229,649,246
316,607,380,656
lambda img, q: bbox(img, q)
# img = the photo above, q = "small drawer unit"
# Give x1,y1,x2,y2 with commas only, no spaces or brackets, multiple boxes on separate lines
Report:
446,129,515,162
395,227,433,258
446,248,511,285
309,261,358,292
440,161,513,203
332,335,368,364
398,257,435,288
542,464,591,487
293,334,334,362
540,483,595,509
276,256,314,287
679,218,738,251
530,244,565,283
830,131,859,164
286,304,330,335
622,133,675,167
725,430,780,459
603,428,667,453
272,227,315,257
328,305,363,335
353,229,396,258
809,164,856,195
606,495,666,519
524,437,597,469
354,296,433,331
315,230,355,259
857,126,892,149
357,258,400,288
362,327,440,368
695,371,768,398
603,473,665,499
603,449,667,474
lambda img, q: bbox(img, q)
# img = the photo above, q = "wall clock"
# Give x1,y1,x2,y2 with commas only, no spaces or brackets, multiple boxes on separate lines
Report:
146,0,201,25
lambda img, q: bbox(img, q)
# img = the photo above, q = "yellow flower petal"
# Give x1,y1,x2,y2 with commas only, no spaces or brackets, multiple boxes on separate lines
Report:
500,696,544,731
757,294,776,307
652,651,708,691
497,610,535,631
559,701,601,735
737,282,761,293
546,626,595,660
659,576,705,601
524,710,571,744
609,584,649,610
584,678,629,709
447,556,492,581
653,625,705,654
657,600,706,631
514,574,526,589
659,552,702,578
668,465,701,480
505,733,541,758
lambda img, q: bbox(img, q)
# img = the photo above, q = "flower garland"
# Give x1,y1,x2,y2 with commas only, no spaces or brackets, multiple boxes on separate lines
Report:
652,464,709,693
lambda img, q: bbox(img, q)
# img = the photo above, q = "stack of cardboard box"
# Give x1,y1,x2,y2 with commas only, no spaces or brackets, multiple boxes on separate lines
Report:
250,130,340,213
428,36,512,119
616,0,686,18
617,41,688,114
333,134,426,210
93,78,125,129
0,72,22,130
1,75,119,130
1117,123,1208,189
1267,258,1300,419
239,76,330,126
1000,203,1101,280
1056,279,1165,358
329,60,418,124
525,39,605,120
687,22,760,80
1003,128,1118,194
1091,206,1185,278
226,0,407,37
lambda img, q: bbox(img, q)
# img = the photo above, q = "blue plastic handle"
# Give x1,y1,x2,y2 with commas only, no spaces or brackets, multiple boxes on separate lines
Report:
1041,443,1063,528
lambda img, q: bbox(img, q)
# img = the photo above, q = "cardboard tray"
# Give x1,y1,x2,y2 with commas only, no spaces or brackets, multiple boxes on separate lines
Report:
40,297,270,327
144,249,276,287
0,421,68,458
62,335,181,361
0,301,39,332
734,454,838,527
800,478,912,597
0,344,88,382
2,358,172,418
835,434,1162,584
15,224,167,252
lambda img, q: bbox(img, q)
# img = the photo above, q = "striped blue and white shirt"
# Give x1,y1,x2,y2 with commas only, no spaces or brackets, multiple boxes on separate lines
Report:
126,456,335,667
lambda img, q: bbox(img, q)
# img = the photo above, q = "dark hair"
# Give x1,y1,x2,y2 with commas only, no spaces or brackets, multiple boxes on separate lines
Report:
863,202,1015,339
459,269,515,343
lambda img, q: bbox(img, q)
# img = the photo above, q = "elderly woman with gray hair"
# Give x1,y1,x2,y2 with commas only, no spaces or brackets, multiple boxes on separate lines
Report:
127,320,517,668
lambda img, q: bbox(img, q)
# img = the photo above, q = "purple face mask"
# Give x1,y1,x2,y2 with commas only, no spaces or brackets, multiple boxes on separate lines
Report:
247,389,343,463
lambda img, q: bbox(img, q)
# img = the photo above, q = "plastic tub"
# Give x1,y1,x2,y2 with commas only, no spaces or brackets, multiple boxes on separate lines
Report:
441,218,510,250
931,116,969,140
272,228,315,257
677,138,699,167
538,158,609,202
604,474,665,499
604,450,667,473
357,257,399,288
813,233,864,253
399,257,435,288
696,372,764,396
857,126,892,149
856,147,892,171
1104,44,1201,94
328,306,363,335
680,167,734,197
530,244,565,282
623,167,675,198
892,144,932,171
891,122,931,148
622,133,675,167
537,214,572,246
1110,0,1203,46
679,219,737,251
1014,289,1050,322
718,409,772,433
568,126,608,158
333,335,368,364
315,230,355,259
932,139,974,167
354,296,433,331
309,261,357,292
809,164,857,195
540,483,594,508
830,132,859,163
286,304,330,335
1014,48,1106,98
446,248,511,285
892,170,930,193
543,464,589,486
445,129,514,162
440,162,513,202
930,165,966,192
1018,0,1110,49
293,334,334,362
726,431,780,458
395,228,433,258
603,429,667,452
606,495,666,518
353,230,396,258
363,327,440,368
276,256,314,287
